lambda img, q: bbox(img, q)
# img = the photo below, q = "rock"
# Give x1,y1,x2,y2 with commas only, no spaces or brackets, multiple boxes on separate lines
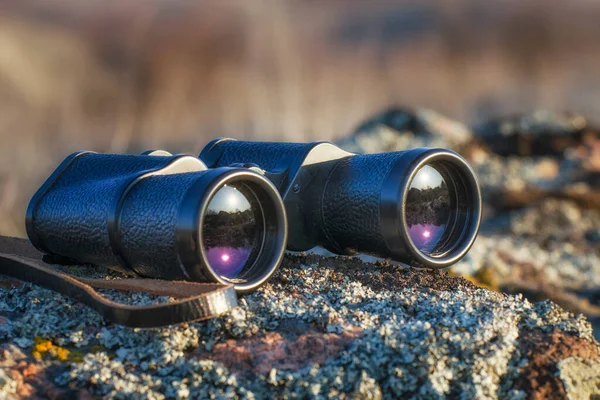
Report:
470,149,599,211
558,357,600,400
469,111,600,210
466,146,599,210
511,329,600,400
338,108,473,153
194,327,362,376
474,111,592,157
1,254,599,398
496,199,600,250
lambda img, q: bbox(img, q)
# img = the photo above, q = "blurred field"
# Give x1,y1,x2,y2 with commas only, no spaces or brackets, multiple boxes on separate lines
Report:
2,0,600,235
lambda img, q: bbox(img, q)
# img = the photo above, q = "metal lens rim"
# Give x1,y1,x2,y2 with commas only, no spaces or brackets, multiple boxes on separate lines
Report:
402,151,481,267
406,161,470,258
200,172,287,293
179,169,287,293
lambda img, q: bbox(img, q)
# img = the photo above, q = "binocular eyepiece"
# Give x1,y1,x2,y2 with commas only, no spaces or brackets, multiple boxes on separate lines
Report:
27,140,481,293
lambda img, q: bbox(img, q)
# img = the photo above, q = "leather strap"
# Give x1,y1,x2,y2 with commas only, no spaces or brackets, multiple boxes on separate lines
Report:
0,236,237,327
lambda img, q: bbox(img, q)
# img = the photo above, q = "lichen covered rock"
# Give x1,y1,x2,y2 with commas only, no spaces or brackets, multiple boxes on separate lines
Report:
0,254,599,399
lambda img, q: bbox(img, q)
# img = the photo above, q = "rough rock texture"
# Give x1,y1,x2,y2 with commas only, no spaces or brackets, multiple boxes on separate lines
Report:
0,109,599,399
0,254,599,399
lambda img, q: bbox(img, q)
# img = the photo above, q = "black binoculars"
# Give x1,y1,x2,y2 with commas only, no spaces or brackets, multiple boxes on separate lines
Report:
27,141,481,293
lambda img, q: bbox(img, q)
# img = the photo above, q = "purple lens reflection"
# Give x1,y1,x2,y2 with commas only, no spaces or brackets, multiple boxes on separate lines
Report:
205,246,252,279
407,224,447,254
405,165,451,255
202,184,260,280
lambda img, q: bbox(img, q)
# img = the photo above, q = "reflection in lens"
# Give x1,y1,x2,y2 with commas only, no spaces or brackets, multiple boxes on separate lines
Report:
202,184,260,279
405,165,451,255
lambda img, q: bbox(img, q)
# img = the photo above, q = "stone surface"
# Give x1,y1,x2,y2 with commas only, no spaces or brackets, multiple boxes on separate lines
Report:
558,357,600,400
0,254,599,399
474,111,592,157
338,108,474,153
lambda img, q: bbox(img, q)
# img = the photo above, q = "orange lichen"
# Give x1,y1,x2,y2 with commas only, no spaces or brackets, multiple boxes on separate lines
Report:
55,347,70,361
32,337,72,362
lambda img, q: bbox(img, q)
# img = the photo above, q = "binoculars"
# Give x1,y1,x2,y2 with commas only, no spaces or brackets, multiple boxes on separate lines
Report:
27,141,482,293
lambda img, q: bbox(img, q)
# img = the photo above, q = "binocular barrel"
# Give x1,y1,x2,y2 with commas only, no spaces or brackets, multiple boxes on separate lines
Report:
200,139,482,268
26,151,287,293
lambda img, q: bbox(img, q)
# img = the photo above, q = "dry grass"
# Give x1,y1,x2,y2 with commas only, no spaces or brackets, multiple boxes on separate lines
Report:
1,0,600,236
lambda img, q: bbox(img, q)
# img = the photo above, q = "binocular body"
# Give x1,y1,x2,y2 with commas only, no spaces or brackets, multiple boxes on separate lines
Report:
27,139,482,294
201,140,482,269
26,151,287,293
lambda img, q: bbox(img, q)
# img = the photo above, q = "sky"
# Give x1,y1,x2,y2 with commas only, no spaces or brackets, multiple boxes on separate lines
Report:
206,185,252,214
409,165,445,190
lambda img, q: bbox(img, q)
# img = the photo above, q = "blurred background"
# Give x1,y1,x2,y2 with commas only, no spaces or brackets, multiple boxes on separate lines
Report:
1,0,600,235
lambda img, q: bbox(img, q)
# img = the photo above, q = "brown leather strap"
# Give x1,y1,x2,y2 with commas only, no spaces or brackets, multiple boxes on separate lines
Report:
0,236,237,327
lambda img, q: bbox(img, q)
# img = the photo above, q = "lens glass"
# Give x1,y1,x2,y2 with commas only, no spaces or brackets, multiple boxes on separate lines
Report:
202,184,261,280
405,165,451,255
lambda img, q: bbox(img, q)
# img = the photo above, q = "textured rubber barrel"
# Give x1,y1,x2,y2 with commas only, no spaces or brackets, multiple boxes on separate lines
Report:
30,153,178,267
118,172,206,280
321,152,413,256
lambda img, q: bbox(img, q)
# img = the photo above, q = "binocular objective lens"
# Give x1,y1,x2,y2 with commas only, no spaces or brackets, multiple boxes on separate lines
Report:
202,184,263,280
405,165,451,255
